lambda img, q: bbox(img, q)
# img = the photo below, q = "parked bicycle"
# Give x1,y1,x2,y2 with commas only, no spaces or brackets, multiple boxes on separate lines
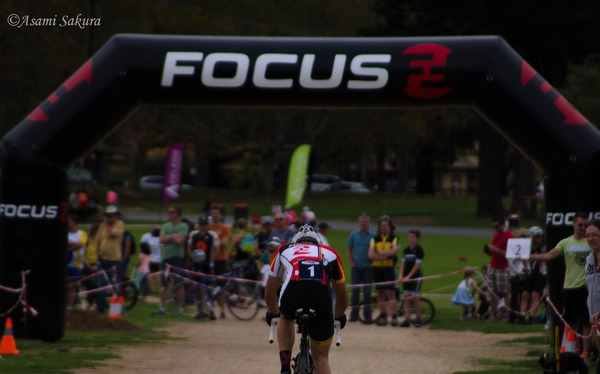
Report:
357,293,435,325
75,273,138,311
166,270,261,320
269,308,342,374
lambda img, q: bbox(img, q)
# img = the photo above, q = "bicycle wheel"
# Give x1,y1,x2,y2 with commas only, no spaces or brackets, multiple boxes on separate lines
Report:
293,353,314,374
357,296,379,324
167,280,198,317
227,282,260,320
121,280,139,311
397,296,435,325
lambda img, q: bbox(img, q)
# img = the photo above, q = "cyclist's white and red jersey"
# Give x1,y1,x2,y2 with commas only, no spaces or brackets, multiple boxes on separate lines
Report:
269,242,346,302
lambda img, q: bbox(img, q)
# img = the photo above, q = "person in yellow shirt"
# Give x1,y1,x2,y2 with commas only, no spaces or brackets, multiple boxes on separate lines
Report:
67,216,88,309
81,223,100,310
368,215,399,326
95,205,125,313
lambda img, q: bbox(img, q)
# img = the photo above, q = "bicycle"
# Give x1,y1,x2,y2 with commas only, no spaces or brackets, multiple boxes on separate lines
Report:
268,308,342,374
166,270,260,320
357,293,435,325
75,273,138,311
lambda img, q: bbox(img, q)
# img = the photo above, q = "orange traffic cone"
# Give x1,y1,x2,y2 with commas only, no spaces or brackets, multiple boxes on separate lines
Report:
560,325,578,353
0,317,20,355
108,295,124,320
108,295,117,319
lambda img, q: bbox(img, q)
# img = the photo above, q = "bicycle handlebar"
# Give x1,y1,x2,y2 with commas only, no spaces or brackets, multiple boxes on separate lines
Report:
267,317,342,346
269,317,279,344
334,320,341,346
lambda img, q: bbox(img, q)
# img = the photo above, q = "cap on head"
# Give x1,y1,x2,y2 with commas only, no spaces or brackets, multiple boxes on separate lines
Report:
261,216,274,225
198,216,209,225
105,205,118,214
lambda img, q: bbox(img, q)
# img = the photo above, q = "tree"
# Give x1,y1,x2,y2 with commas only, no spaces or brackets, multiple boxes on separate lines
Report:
367,0,600,216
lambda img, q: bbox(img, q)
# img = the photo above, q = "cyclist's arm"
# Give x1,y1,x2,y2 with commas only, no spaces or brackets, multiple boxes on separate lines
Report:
265,275,282,315
530,247,561,262
332,281,348,319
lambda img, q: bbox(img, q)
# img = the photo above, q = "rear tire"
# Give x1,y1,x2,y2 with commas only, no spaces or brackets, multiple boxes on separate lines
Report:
397,297,435,325
167,280,198,317
357,297,379,324
227,282,260,320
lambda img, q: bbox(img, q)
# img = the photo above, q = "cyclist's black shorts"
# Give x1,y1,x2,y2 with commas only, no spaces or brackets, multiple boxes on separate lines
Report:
280,281,333,343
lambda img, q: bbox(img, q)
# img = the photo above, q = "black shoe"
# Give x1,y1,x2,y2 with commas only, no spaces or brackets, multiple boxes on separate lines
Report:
413,318,424,328
391,316,398,327
400,319,410,328
376,316,387,326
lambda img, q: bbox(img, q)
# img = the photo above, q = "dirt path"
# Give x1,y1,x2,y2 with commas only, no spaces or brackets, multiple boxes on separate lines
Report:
75,313,540,374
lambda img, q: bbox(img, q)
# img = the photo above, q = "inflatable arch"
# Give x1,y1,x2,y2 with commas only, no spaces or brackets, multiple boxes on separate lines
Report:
1,34,600,341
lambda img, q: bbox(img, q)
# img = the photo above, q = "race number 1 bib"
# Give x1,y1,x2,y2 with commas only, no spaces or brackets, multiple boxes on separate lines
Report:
292,260,325,283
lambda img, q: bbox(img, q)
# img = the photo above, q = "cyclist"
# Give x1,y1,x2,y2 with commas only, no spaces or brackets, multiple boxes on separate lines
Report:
265,224,348,374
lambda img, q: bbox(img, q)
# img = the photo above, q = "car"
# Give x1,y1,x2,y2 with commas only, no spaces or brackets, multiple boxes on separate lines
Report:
68,167,93,183
139,175,193,190
307,174,342,192
320,180,372,194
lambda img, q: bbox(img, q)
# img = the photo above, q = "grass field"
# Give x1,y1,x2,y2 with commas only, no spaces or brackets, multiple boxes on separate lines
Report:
0,192,554,374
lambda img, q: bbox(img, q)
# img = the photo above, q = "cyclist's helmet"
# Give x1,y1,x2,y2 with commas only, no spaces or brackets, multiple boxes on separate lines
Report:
528,226,544,237
291,224,322,245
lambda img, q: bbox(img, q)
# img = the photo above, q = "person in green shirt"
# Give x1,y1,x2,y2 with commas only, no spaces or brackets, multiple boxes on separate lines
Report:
530,211,590,362
153,206,189,316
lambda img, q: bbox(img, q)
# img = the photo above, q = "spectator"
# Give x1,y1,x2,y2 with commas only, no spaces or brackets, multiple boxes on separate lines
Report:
399,229,425,327
119,229,135,280
521,226,547,323
81,222,100,310
451,267,488,320
484,215,514,321
134,242,151,302
208,205,232,319
230,218,258,280
271,212,295,244
188,216,216,320
96,205,125,314
530,211,591,361
347,213,375,322
508,228,529,323
584,219,600,361
255,216,274,257
67,216,88,309
140,225,162,292
317,222,331,246
506,213,520,235
153,206,189,316
368,215,399,326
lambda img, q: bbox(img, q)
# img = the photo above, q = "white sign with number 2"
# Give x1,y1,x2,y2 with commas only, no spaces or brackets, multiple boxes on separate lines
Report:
506,238,532,259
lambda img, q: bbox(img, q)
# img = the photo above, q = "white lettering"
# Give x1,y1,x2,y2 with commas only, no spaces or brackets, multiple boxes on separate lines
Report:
348,54,391,89
161,51,393,90
253,53,298,88
161,52,204,87
0,204,59,219
17,205,31,218
201,53,249,88
299,54,346,89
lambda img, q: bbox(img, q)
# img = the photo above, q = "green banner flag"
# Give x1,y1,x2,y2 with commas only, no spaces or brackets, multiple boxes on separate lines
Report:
285,144,311,208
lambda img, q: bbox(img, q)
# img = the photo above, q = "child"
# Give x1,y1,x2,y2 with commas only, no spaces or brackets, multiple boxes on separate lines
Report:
134,242,151,302
451,267,488,320
399,229,425,327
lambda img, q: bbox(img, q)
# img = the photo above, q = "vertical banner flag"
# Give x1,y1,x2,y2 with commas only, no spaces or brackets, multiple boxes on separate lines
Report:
285,144,311,208
161,141,184,204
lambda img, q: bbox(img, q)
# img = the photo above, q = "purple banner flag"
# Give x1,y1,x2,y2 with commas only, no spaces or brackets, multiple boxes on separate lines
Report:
161,141,184,204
